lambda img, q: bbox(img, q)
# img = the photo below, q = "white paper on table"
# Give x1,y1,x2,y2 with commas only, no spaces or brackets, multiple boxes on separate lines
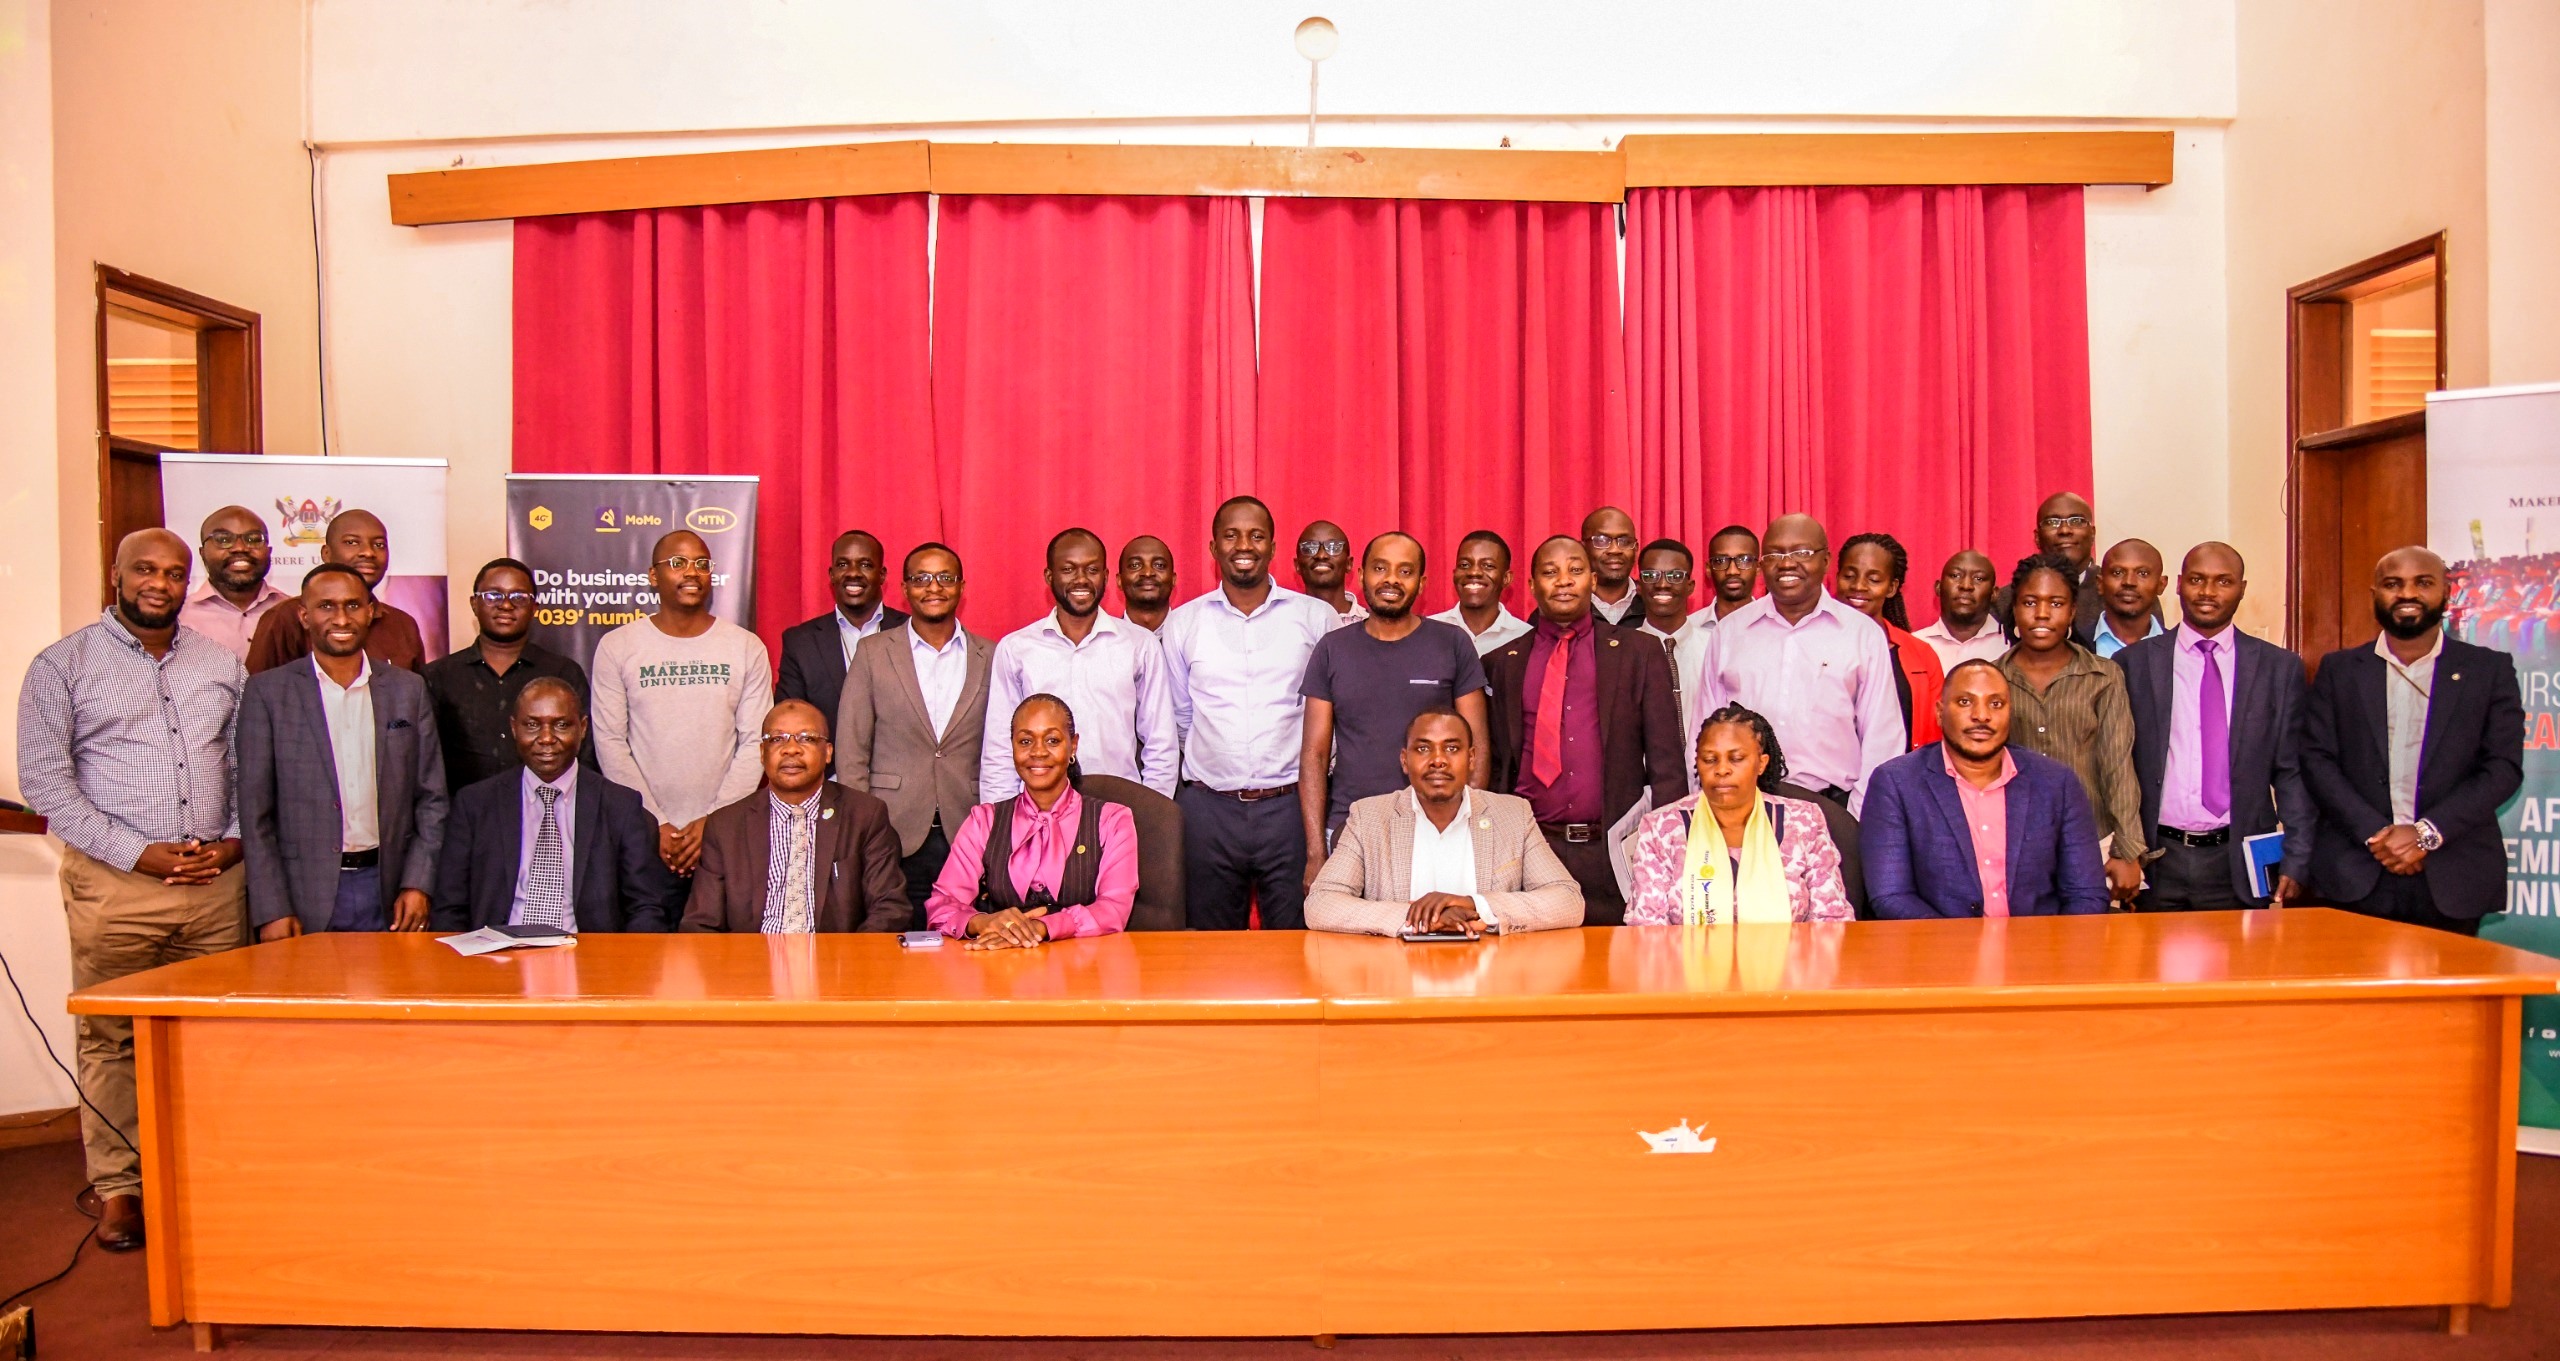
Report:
438,926,574,956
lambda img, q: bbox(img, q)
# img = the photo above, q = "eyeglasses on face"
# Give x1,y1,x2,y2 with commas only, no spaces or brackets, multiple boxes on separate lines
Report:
654,556,715,572
1759,548,1824,565
1299,540,1347,556
474,590,535,606
202,531,269,551
759,731,827,748
1706,555,1758,571
905,571,960,588
1585,533,1638,550
2039,515,2093,530
1637,568,1691,584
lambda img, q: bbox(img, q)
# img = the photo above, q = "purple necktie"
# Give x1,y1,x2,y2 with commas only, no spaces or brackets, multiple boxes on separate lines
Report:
2198,637,2229,819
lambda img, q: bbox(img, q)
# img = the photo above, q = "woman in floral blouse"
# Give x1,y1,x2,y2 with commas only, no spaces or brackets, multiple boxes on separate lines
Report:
1625,702,1854,925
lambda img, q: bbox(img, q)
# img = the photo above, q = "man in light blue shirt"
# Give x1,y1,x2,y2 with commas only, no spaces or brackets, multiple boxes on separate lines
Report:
2092,538,2170,660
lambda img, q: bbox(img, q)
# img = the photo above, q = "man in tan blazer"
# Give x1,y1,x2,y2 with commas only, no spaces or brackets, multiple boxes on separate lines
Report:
1307,707,1583,936
834,544,993,917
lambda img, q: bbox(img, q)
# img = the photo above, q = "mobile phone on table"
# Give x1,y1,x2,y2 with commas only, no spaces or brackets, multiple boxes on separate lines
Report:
1399,930,1477,943
898,930,945,949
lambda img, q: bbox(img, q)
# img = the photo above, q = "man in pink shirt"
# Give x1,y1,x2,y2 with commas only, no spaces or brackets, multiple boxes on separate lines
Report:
177,505,288,661
1861,661,2110,918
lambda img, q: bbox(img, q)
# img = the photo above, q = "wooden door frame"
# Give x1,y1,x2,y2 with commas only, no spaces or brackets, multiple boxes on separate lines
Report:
2283,232,2446,649
95,266,262,587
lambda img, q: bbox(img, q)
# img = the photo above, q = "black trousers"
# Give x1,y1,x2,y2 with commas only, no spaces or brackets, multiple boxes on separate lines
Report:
2342,871,2481,937
1542,827,1625,927
900,819,951,928
2137,837,2249,911
1178,784,1307,931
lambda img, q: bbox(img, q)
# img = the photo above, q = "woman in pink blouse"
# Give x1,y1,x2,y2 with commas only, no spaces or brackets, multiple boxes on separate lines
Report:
1625,703,1854,925
926,694,1140,949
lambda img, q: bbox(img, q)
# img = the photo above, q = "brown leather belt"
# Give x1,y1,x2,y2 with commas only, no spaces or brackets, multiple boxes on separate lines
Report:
1203,783,1298,802
1542,821,1601,844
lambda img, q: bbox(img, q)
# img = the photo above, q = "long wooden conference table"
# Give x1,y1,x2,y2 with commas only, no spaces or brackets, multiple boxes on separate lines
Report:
70,909,2560,1344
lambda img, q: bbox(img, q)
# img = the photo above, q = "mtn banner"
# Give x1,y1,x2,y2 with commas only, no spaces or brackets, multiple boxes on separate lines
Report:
2427,382,2560,1152
504,474,759,669
160,454,451,659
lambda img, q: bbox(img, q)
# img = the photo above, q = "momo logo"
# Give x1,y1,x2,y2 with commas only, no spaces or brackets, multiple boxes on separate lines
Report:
526,506,554,531
272,496,341,548
686,506,739,534
1639,1119,1717,1154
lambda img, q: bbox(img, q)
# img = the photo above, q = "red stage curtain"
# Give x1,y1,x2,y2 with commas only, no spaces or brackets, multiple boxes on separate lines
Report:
931,194,1257,634
513,194,936,659
1622,185,2091,625
1256,198,1633,616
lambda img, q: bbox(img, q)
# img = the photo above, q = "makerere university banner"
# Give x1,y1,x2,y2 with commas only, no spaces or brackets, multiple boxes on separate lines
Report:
160,454,451,660
2427,382,2560,1148
504,474,759,669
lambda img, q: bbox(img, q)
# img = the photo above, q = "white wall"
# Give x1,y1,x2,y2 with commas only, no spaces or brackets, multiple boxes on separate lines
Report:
308,0,2241,649
2485,0,2560,387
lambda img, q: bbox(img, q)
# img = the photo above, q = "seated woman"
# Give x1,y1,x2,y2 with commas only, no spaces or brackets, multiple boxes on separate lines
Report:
925,694,1139,949
1625,702,1855,925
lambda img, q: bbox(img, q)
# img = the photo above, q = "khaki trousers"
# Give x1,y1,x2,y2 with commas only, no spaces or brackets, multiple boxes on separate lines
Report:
60,845,249,1199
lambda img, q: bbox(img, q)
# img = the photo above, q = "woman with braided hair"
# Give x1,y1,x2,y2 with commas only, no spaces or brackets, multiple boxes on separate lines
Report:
1624,702,1853,924
1835,532,1944,749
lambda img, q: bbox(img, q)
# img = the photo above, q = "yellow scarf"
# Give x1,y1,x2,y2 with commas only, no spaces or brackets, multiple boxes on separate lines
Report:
1677,796,1792,925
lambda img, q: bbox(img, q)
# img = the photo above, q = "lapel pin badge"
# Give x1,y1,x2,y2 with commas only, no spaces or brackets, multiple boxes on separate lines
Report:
2451,672,2461,681
823,807,836,820
1076,844,1088,855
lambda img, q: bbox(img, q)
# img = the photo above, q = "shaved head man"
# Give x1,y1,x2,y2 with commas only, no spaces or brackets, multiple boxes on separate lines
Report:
1295,518,1362,624
243,507,430,675
981,526,1179,803
180,505,287,660
1992,491,2146,648
676,699,913,935
1117,534,1177,632
1916,549,2006,672
2092,538,2169,659
1581,506,1642,624
776,529,909,736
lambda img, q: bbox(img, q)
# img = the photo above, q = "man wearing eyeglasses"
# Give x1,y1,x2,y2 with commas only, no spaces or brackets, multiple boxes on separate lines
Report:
1702,526,1762,622
679,700,911,933
423,558,592,792
589,530,773,877
1293,519,1366,627
1633,538,1714,742
836,544,993,920
1992,492,2149,647
1695,514,1905,815
179,505,287,661
1581,507,1643,625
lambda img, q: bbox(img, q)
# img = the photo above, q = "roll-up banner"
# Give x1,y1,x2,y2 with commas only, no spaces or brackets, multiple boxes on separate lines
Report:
159,454,452,659
503,474,759,669
2426,382,2560,1152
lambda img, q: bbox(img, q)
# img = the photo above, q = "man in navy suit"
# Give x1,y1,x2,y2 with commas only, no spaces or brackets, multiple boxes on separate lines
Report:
1864,660,2110,918
775,530,909,739
2301,547,2524,935
433,677,681,933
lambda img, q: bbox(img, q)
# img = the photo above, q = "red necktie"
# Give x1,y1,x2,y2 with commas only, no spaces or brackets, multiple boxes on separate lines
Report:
1532,627,1574,787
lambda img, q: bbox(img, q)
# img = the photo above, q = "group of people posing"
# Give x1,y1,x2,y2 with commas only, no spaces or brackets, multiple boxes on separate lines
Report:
16,491,2528,1250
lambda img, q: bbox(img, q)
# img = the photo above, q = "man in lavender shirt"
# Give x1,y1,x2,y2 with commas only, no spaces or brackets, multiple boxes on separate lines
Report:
178,505,287,662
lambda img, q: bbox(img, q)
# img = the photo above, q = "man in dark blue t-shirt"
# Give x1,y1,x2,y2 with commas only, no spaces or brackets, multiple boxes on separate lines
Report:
1298,531,1492,890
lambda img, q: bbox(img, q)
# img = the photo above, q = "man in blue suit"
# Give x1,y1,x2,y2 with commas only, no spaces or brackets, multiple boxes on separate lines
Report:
432,677,680,933
1864,659,2110,918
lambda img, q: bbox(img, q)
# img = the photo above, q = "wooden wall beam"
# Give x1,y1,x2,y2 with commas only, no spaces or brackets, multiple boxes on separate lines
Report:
1621,131,2174,188
389,131,2175,227
388,140,933,226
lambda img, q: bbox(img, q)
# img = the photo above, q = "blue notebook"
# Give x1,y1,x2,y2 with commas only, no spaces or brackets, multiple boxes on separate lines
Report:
2244,831,2286,900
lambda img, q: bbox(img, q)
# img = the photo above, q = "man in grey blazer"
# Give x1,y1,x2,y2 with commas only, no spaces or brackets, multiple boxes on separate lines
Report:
238,564,449,937
834,543,994,916
1307,707,1584,936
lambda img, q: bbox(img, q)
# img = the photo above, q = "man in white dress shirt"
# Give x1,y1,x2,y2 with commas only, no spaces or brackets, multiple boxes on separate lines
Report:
836,543,991,915
1428,529,1533,656
1914,549,2010,672
1695,514,1905,813
1634,538,1714,741
1161,496,1339,929
982,527,1178,800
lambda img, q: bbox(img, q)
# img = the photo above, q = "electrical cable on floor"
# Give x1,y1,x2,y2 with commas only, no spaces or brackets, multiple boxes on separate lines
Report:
0,949,135,1154
0,1207,95,1311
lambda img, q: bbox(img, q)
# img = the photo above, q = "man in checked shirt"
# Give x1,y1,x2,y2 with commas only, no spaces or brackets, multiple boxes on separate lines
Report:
16,529,250,1254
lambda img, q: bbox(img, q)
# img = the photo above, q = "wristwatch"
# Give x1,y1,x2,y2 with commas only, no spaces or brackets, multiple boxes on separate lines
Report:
2414,819,2444,852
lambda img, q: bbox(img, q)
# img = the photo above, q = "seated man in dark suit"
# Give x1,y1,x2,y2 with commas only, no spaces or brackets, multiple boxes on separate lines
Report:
775,530,908,736
681,700,912,933
432,678,680,933
1863,660,2109,918
2301,547,2524,935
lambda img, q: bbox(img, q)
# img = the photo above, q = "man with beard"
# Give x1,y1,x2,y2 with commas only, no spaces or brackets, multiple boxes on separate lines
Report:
180,505,287,661
2302,547,2523,934
1427,529,1532,655
238,565,448,937
775,529,906,730
18,529,249,1252
836,544,992,920
2092,538,2171,660
981,527,1177,800
680,700,910,933
423,558,590,791
244,509,428,673
1696,514,1904,814
2118,543,2311,912
1116,534,1177,633
1582,506,1642,625
1161,496,1337,929
1483,537,1687,924
1294,518,1365,626
1299,532,1491,888
1915,549,2008,672
1701,525,1761,622
589,530,772,876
